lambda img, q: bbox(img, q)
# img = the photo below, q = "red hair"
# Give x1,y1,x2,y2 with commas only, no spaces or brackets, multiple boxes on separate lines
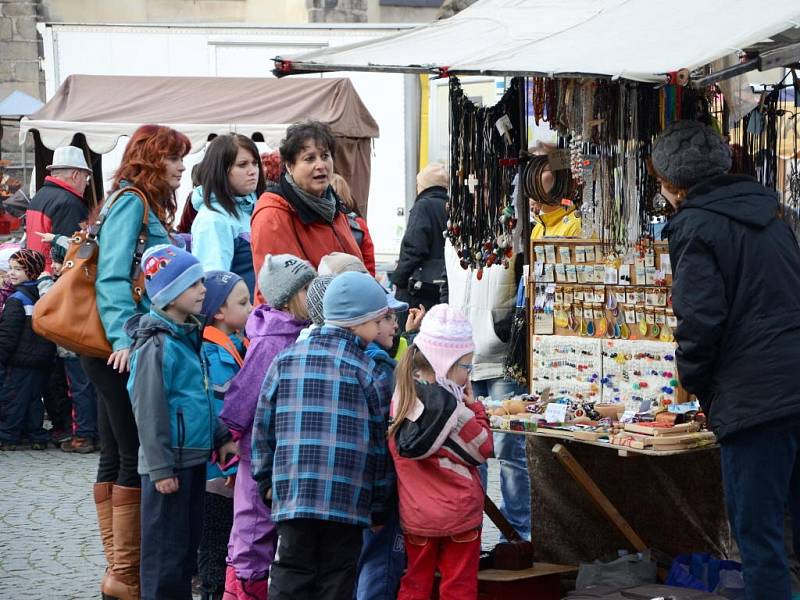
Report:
260,150,282,184
111,125,191,228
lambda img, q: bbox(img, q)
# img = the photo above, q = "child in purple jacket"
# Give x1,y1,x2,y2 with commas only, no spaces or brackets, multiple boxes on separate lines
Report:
219,254,315,600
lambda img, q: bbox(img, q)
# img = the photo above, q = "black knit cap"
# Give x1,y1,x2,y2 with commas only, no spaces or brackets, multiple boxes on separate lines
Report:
651,120,732,190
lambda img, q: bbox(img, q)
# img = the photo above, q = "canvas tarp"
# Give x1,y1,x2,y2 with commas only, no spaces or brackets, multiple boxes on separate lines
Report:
20,74,379,211
276,0,800,82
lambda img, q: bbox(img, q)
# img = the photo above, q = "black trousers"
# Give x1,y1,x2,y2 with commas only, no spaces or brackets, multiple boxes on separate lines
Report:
197,491,234,592
43,357,71,433
269,518,363,600
141,464,206,600
80,356,140,487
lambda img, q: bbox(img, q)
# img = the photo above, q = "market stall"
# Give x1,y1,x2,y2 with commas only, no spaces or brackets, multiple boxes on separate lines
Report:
274,0,800,590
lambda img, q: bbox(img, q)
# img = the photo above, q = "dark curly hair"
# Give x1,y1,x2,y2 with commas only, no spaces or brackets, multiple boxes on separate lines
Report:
279,121,336,166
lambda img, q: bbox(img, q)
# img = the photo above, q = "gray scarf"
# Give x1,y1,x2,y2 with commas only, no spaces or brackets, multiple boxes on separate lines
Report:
285,172,336,225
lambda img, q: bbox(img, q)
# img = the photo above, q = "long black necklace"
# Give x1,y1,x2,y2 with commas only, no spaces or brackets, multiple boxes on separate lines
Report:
448,76,523,275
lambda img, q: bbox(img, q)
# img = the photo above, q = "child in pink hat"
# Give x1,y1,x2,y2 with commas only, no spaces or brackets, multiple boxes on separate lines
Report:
388,304,493,600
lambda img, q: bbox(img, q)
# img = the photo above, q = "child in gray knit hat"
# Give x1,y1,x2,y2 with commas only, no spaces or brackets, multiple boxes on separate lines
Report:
258,254,317,317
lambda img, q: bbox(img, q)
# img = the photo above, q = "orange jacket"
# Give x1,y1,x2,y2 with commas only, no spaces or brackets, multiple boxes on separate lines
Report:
251,191,363,304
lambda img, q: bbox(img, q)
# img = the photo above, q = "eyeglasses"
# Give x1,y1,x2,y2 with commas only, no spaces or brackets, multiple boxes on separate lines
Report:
457,362,474,374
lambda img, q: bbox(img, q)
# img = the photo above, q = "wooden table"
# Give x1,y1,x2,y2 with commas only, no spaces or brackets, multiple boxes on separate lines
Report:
491,427,720,563
494,426,719,457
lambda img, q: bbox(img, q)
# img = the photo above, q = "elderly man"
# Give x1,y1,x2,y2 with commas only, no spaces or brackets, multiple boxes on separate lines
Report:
26,145,92,272
25,145,96,452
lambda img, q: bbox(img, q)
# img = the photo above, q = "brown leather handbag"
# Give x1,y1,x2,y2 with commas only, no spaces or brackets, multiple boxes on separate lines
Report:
33,187,149,358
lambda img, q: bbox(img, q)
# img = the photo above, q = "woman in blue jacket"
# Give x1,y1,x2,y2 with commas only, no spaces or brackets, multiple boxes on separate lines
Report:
191,134,265,298
80,124,191,600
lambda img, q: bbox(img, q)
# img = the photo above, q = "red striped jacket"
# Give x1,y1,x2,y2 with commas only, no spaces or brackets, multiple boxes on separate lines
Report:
390,384,493,537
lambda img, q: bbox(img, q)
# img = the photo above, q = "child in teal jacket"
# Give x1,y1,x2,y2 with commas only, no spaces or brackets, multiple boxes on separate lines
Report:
127,245,238,600
197,270,252,598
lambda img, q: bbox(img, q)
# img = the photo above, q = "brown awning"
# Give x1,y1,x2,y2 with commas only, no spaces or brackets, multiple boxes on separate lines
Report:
21,74,379,212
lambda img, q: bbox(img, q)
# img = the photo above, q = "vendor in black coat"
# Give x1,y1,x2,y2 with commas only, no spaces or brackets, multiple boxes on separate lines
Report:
656,120,800,600
390,163,448,331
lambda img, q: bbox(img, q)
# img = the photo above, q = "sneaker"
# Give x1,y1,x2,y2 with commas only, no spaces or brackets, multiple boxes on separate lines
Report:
0,441,18,451
30,441,48,451
69,437,97,454
50,429,71,445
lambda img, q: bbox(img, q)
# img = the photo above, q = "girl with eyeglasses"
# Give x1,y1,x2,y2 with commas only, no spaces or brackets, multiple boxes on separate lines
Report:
388,304,493,600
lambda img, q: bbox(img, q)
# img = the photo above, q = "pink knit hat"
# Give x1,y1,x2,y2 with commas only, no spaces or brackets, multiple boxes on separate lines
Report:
414,304,475,380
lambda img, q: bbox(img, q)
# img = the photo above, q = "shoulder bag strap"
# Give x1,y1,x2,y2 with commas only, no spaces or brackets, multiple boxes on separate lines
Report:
91,186,150,301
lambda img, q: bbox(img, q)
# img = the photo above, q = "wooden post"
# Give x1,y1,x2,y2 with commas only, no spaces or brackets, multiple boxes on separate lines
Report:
552,443,647,552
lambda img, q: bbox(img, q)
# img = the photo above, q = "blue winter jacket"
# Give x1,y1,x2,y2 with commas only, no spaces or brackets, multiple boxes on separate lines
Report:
190,186,257,297
202,331,246,480
365,342,397,418
96,183,172,352
126,309,232,481
251,325,394,527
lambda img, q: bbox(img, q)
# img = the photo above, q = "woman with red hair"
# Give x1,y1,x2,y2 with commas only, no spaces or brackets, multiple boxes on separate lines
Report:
80,124,190,600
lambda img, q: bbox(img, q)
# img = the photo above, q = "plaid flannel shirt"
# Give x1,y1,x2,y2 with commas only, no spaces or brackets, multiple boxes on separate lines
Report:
251,325,394,527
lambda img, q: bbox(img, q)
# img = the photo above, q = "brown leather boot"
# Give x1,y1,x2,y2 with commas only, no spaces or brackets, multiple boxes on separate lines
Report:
102,485,141,600
93,482,115,596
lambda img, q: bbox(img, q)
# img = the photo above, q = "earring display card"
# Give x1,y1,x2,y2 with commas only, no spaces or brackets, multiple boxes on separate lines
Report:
601,340,679,407
531,335,602,402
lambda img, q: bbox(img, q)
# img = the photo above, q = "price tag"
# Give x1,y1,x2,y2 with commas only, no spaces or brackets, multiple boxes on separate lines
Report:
660,253,672,274
566,264,577,283
544,402,569,423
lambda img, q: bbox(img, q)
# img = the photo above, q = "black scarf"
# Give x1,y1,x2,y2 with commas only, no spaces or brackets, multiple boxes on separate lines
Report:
279,172,338,225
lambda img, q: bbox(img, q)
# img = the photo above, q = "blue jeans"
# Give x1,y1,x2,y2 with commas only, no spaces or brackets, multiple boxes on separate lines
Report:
0,366,48,444
63,357,97,439
354,511,405,600
720,418,800,600
473,377,532,542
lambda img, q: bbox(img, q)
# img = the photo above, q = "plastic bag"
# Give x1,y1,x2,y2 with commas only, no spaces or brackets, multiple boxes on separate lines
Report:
666,553,745,599
576,550,658,590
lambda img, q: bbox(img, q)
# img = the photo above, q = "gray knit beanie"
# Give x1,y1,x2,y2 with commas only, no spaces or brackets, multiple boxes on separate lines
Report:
651,120,731,190
258,254,316,308
307,275,335,326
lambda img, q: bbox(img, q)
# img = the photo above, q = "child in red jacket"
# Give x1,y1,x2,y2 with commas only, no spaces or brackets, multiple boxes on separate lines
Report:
388,304,493,600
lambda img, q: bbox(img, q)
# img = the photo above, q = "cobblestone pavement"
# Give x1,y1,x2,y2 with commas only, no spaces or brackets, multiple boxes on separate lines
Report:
0,445,503,600
0,447,103,600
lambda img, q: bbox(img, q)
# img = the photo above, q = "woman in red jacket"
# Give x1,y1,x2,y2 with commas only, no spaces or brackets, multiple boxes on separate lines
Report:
389,304,493,600
250,121,362,303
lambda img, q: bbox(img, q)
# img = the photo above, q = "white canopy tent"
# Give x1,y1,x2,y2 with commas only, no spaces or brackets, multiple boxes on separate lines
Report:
276,0,800,82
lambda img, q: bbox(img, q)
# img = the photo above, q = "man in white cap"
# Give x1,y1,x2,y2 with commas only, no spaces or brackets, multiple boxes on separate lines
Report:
25,145,92,272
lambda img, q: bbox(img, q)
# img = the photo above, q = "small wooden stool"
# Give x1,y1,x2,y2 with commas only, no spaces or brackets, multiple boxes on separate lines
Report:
477,563,577,600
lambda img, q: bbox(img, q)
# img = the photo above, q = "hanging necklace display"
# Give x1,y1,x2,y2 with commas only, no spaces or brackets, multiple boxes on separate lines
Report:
448,76,523,272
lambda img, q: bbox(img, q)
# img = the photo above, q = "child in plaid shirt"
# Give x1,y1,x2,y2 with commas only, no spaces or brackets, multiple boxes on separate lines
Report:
251,271,393,600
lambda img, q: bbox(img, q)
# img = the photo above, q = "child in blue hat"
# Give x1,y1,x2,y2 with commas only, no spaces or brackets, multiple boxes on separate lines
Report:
126,244,239,600
251,271,394,600
196,269,253,599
